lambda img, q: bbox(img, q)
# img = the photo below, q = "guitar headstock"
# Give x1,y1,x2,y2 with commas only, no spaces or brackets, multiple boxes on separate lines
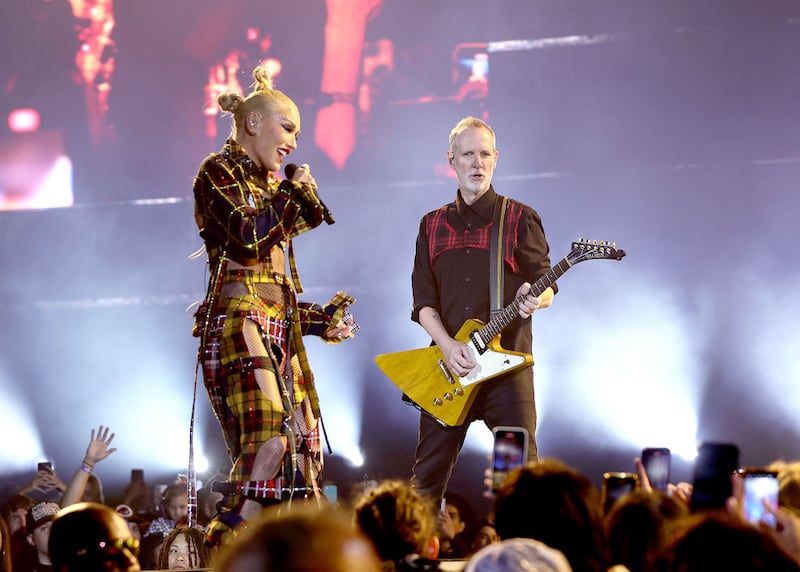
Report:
568,239,626,264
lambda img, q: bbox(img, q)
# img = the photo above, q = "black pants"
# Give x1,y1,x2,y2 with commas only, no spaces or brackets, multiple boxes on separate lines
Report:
410,369,538,504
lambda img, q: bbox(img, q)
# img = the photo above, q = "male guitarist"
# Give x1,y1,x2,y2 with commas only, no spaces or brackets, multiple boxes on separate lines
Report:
409,116,556,505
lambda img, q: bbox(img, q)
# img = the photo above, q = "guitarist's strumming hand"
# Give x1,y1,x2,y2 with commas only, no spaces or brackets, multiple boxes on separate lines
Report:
417,306,478,376
441,338,478,377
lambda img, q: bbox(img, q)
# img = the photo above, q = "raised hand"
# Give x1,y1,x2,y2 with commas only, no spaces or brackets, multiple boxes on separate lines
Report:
84,424,117,466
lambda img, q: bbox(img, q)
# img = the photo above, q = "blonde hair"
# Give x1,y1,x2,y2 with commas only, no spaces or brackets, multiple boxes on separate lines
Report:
449,116,496,155
218,65,298,138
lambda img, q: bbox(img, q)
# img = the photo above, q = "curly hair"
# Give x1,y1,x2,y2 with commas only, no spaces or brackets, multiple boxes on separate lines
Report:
353,480,437,562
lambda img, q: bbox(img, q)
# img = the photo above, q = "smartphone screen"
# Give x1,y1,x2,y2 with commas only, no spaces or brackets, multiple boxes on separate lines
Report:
602,472,638,513
131,469,144,483
742,469,779,527
37,461,53,474
322,483,338,505
690,442,740,512
491,426,529,492
641,447,671,491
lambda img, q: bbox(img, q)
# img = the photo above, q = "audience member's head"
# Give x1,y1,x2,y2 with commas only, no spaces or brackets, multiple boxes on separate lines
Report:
493,458,607,572
470,519,499,554
353,479,438,565
160,484,189,524
1,493,34,535
604,489,688,572
465,537,573,572
140,484,189,568
114,505,145,542
214,503,381,572
48,501,140,572
654,512,800,571
444,492,474,538
155,525,213,570
26,501,60,564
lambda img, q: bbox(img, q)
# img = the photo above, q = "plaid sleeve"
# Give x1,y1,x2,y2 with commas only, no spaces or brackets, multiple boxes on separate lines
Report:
194,158,310,259
297,291,356,341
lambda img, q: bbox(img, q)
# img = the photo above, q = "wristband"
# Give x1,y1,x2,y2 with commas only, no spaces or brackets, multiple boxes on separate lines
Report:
80,462,94,474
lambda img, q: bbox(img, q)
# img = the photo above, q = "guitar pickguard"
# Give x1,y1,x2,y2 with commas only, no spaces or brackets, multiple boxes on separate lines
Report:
460,333,529,387
375,319,533,426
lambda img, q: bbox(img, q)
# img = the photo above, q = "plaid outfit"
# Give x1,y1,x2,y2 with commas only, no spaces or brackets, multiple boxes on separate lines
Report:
193,140,354,541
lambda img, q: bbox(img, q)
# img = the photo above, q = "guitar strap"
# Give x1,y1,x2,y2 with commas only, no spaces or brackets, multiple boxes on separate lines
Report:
489,196,510,318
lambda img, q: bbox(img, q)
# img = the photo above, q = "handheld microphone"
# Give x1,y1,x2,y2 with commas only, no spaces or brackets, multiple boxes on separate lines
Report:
284,163,335,225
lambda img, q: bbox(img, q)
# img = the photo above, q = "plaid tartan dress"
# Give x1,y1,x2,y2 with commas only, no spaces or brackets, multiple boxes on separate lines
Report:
193,139,353,517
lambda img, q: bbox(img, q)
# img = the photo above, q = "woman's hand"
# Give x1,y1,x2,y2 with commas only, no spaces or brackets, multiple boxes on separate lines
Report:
323,319,353,341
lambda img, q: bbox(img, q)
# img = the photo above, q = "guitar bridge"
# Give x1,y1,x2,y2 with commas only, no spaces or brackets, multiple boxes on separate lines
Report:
437,359,456,385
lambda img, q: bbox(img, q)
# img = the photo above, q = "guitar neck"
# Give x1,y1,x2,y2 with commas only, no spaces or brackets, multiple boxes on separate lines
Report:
480,255,572,342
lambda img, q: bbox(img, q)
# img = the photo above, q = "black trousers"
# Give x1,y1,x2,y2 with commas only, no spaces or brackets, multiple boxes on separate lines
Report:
410,368,538,504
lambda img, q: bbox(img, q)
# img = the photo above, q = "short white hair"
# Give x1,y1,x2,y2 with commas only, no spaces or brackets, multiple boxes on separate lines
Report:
448,116,496,155
465,538,573,572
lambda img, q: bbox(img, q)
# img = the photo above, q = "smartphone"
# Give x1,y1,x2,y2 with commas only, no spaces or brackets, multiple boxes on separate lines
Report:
322,483,338,505
602,472,639,513
740,468,779,527
131,469,144,483
690,441,740,512
641,447,671,491
491,426,529,492
37,461,53,474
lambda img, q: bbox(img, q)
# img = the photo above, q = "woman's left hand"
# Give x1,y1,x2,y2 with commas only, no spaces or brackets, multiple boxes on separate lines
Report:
323,319,353,341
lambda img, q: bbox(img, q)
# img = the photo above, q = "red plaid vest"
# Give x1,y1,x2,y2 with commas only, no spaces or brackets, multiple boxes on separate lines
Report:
425,199,523,274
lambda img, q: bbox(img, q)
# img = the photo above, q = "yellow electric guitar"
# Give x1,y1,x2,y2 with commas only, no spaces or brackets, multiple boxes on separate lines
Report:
375,239,626,427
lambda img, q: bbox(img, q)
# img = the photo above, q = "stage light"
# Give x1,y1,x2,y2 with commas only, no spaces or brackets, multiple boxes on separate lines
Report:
261,58,282,79
339,444,365,468
306,338,366,470
743,280,800,433
193,453,209,475
0,370,44,472
8,109,41,133
28,156,74,209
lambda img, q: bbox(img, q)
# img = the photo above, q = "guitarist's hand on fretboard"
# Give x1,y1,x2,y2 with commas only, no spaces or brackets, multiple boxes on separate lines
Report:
516,282,540,319
516,283,554,319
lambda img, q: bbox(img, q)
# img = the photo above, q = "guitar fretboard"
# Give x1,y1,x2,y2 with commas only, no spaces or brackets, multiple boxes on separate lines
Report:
479,256,572,343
